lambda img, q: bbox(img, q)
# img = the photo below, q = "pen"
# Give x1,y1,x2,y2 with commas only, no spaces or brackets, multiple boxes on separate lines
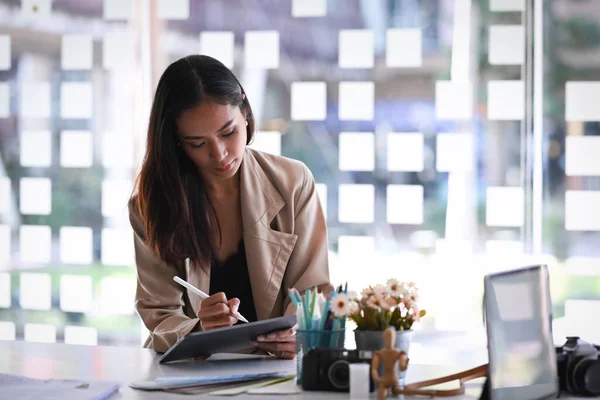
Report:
173,276,249,323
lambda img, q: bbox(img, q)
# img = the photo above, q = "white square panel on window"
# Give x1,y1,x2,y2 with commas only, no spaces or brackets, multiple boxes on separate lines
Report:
60,227,92,265
244,31,279,69
0,225,10,266
387,133,424,172
0,82,9,118
64,326,97,346
22,0,52,19
60,131,93,167
486,187,524,227
338,184,374,223
292,0,326,17
566,82,600,122
0,177,9,214
157,0,189,20
564,300,600,341
250,131,281,156
339,82,374,121
24,323,56,343
20,130,51,167
60,274,93,312
488,80,524,120
98,277,135,315
339,132,375,171
199,32,235,69
436,133,473,172
103,32,134,70
338,30,373,69
102,133,134,168
101,228,134,265
490,0,524,12
338,235,375,259
435,82,472,120
61,34,93,70
566,136,600,176
61,82,93,119
291,82,326,121
102,180,132,217
20,177,51,215
489,25,524,65
20,272,51,310
104,0,132,20
386,28,422,67
20,225,51,264
386,185,423,225
565,190,600,231
0,272,9,308
21,82,50,118
0,321,15,340
316,183,327,219
566,257,600,276
0,35,11,70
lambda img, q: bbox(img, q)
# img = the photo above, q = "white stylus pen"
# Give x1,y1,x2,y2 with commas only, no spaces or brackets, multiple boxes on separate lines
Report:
173,276,249,323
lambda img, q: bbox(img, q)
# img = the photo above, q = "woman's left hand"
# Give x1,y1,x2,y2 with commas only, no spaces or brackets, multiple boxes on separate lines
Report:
252,328,296,359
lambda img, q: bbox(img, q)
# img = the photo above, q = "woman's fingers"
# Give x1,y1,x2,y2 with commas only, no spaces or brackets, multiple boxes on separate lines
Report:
256,328,295,342
197,294,242,330
253,341,296,358
198,302,231,319
200,292,228,307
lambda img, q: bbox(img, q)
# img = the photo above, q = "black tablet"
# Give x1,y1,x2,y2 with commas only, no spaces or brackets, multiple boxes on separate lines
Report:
158,315,297,364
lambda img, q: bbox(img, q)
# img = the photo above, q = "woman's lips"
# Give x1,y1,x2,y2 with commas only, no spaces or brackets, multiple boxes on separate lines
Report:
215,160,233,172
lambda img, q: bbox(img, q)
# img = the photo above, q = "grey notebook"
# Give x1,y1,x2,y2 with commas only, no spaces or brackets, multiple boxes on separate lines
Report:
159,315,297,364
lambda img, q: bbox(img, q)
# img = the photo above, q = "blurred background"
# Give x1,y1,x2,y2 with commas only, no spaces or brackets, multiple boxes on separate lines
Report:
0,0,599,350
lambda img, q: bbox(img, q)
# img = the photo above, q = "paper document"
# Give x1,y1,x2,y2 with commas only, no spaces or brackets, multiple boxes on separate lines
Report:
0,373,120,400
130,372,286,390
247,377,303,395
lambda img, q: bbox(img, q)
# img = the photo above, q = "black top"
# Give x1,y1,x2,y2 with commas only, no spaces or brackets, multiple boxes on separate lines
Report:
209,241,258,323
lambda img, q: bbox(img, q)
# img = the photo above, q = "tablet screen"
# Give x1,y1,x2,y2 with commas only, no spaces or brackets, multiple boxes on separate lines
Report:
484,265,558,400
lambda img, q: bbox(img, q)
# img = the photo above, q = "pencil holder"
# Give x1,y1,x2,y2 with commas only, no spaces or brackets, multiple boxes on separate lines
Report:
295,329,345,385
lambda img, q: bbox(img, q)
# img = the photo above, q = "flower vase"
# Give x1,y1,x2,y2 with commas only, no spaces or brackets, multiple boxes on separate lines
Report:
354,329,412,387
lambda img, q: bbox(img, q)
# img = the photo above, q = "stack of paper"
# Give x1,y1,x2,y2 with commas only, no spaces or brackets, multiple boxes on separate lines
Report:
129,372,290,392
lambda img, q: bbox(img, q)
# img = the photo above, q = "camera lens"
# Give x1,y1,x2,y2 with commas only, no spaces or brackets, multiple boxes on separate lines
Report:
573,359,600,396
327,360,350,390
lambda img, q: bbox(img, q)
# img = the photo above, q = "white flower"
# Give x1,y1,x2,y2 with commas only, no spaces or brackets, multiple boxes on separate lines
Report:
330,293,352,317
387,279,402,296
349,301,359,314
348,291,358,300
373,284,387,298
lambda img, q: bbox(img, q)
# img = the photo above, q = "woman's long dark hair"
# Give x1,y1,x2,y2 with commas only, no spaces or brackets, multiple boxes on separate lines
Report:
134,55,255,270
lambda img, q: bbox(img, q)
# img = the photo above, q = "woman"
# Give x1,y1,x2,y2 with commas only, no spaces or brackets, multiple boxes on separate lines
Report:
129,55,331,359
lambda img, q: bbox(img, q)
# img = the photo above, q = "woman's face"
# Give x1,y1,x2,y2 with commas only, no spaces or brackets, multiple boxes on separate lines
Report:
176,102,248,184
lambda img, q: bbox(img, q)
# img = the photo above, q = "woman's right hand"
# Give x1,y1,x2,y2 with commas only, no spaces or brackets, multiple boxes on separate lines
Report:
197,292,240,330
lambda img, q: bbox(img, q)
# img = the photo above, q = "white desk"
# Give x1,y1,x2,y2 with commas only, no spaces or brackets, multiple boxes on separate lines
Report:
0,340,593,399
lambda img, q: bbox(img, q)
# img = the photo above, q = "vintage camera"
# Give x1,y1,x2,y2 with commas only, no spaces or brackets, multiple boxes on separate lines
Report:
556,336,600,396
301,348,375,392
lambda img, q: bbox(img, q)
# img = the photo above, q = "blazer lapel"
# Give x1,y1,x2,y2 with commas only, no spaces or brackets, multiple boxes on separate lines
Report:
185,257,210,317
240,150,297,321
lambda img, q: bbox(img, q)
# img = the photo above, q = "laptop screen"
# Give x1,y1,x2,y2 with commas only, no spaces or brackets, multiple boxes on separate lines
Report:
484,265,559,400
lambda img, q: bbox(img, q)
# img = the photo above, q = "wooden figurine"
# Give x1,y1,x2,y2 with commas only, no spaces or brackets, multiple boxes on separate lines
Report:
371,327,410,399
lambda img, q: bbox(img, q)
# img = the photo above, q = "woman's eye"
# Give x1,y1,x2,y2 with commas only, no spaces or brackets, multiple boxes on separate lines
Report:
190,142,205,149
223,129,236,138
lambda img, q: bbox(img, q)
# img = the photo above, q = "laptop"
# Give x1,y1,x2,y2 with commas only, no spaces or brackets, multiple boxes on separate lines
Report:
483,265,559,400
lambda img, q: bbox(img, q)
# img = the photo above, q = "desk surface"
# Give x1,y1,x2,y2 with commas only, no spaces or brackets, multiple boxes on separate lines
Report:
0,340,593,399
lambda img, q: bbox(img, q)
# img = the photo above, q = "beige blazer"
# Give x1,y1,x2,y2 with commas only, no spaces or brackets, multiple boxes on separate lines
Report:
129,148,331,353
